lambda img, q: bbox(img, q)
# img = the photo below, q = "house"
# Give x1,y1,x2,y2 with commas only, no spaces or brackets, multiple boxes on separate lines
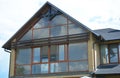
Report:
2,2,120,78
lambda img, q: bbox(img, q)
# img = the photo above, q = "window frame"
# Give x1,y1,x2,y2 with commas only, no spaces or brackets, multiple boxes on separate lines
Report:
100,43,119,64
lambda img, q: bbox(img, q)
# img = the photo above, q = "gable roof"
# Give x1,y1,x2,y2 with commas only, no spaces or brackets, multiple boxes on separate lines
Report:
2,1,96,50
93,28,120,41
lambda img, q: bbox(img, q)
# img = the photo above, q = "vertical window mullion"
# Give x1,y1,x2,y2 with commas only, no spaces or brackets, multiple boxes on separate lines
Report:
117,43,119,63
48,45,50,73
67,43,69,72
108,45,110,64
119,44,120,63
31,48,33,75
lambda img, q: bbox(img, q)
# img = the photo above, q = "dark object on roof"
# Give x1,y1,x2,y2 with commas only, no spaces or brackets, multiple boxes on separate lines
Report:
93,28,120,41
95,64,120,74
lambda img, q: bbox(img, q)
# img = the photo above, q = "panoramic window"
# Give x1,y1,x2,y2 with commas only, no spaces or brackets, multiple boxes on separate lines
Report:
100,44,119,64
16,6,89,76
19,11,87,41
16,42,88,75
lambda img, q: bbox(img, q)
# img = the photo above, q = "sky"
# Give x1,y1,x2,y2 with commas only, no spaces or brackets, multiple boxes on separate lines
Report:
0,0,120,78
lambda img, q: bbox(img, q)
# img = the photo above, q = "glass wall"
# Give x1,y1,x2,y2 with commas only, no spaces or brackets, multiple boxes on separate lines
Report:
16,7,88,76
19,7,87,41
16,42,88,75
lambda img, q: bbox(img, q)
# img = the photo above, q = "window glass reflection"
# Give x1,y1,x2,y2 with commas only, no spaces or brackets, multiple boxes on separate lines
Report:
41,46,48,62
51,15,67,26
50,45,59,62
16,65,30,75
33,28,49,39
16,48,31,64
34,17,49,28
59,45,64,60
69,24,86,35
19,30,32,41
32,64,41,74
100,45,109,64
50,26,67,37
109,44,118,63
50,62,68,73
41,64,48,73
69,61,88,71
33,48,40,63
69,42,88,60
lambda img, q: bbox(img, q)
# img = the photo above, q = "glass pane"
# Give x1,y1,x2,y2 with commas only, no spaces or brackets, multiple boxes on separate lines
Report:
16,65,30,75
50,62,68,73
34,17,49,28
32,64,41,74
68,20,73,24
33,28,49,39
100,45,109,64
69,61,88,71
19,30,32,41
50,26,67,37
41,46,48,62
109,44,118,63
69,24,86,35
16,48,31,64
59,45,64,60
69,42,88,61
41,64,48,73
50,45,59,62
33,48,40,63
51,15,67,26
